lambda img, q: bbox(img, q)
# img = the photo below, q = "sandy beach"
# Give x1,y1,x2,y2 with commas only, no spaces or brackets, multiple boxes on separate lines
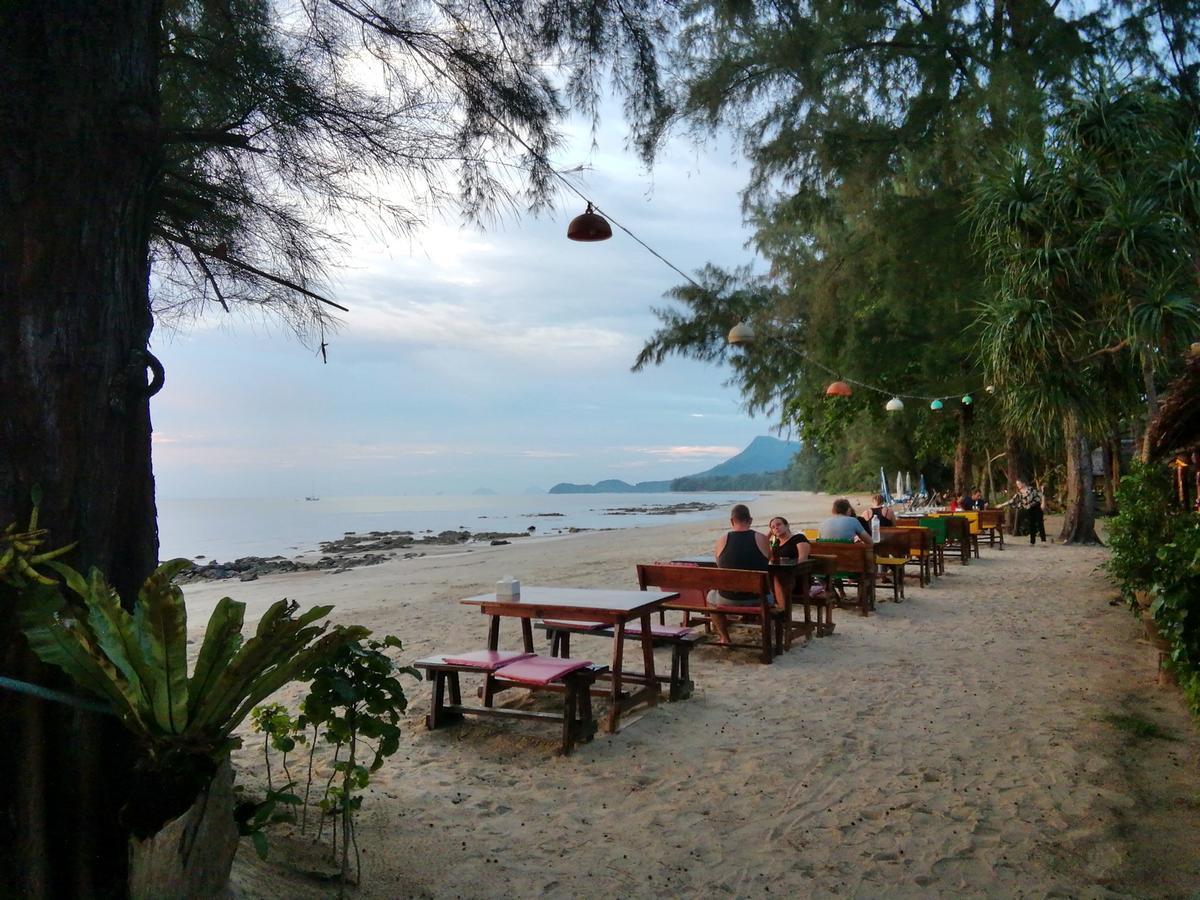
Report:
183,492,1200,898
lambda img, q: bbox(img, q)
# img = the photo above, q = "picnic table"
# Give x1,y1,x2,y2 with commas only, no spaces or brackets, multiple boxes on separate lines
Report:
461,586,676,733
667,554,828,640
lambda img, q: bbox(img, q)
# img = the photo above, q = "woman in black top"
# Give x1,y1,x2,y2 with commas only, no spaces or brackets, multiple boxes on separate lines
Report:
768,516,811,561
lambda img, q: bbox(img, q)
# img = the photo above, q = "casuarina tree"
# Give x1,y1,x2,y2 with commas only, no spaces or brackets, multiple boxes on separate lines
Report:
0,1,674,895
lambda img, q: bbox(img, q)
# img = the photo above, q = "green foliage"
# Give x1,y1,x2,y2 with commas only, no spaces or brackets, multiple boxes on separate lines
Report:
1107,460,1183,599
969,84,1200,436
234,783,302,860
299,635,418,883
1149,515,1200,716
15,554,367,833
153,0,676,339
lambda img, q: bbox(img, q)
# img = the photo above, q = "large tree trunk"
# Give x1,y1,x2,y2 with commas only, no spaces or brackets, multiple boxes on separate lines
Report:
0,3,161,897
1099,440,1116,515
1003,428,1027,533
1059,410,1101,544
953,405,974,497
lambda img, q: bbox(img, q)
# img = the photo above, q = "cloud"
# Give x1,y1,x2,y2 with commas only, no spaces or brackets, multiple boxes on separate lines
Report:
627,444,742,461
519,450,577,459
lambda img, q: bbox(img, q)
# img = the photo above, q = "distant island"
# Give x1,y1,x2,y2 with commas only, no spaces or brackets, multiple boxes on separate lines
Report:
548,436,801,494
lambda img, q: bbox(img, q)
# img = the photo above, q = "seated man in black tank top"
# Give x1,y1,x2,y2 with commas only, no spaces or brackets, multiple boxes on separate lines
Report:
707,503,772,644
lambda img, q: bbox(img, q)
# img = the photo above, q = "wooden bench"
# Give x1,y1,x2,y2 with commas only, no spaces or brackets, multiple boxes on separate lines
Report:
809,542,875,616
412,651,608,755
880,526,931,587
537,619,700,701
785,558,834,638
935,515,973,565
636,564,782,663
873,532,909,602
977,509,1006,549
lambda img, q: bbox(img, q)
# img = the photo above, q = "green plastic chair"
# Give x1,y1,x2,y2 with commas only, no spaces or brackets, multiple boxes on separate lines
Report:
918,517,947,545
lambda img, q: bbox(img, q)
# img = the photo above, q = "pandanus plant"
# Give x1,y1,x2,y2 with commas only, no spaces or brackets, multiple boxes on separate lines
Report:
8,523,366,835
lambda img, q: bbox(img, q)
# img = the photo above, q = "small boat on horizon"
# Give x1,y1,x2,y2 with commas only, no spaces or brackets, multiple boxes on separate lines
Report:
305,496,320,501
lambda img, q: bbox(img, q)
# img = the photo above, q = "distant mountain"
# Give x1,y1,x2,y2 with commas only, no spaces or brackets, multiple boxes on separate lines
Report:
549,478,672,494
548,436,800,494
681,436,801,480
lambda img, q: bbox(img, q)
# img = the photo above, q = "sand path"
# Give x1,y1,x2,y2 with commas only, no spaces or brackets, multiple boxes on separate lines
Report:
189,493,1200,897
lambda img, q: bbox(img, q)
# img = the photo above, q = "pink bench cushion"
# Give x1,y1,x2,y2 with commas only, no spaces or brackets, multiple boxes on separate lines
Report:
494,655,593,686
441,650,535,671
623,622,693,638
541,619,608,631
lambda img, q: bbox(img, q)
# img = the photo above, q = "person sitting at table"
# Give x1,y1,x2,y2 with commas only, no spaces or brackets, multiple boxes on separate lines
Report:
819,498,874,545
707,503,771,644
970,488,988,509
860,494,896,531
768,516,812,562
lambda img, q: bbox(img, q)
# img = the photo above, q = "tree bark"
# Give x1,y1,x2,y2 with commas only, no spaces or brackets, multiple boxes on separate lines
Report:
953,405,974,497
1139,350,1158,462
1003,428,1027,533
1099,440,1116,515
0,3,161,897
1058,410,1101,544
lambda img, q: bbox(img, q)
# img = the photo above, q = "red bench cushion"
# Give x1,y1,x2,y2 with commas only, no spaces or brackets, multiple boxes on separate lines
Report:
494,655,593,686
441,650,535,671
623,622,693,638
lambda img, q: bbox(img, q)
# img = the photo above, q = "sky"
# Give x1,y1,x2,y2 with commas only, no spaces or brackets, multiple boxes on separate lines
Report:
148,107,779,499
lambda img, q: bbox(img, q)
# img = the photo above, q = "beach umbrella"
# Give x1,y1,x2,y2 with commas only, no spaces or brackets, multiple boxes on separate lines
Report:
905,472,912,495
879,467,893,504
918,474,928,497
895,471,903,498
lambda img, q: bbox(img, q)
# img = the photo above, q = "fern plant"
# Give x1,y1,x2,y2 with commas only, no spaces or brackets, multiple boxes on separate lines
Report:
16,556,366,835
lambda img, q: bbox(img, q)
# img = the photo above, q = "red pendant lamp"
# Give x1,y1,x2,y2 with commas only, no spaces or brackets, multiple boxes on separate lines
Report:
567,203,613,242
825,380,852,397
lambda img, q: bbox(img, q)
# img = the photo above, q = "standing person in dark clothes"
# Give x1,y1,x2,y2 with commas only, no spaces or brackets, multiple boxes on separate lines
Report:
707,503,772,644
998,479,1046,544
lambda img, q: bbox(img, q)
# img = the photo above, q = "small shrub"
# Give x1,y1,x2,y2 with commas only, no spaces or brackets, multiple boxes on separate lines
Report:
1107,460,1181,602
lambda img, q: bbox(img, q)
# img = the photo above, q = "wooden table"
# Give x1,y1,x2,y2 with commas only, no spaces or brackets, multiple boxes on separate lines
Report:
461,586,677,733
669,555,822,643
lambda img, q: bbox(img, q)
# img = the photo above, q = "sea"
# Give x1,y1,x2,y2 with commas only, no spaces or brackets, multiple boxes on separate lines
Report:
156,492,756,563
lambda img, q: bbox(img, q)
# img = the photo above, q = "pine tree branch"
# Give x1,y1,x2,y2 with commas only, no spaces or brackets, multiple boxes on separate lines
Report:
153,228,350,312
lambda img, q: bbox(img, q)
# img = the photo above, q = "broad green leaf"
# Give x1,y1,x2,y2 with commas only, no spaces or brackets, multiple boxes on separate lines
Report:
132,561,191,734
221,627,368,737
73,566,153,714
19,586,149,731
189,597,246,719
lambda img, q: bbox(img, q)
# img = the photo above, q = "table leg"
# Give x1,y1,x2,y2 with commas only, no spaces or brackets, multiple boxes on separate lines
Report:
487,615,500,651
606,621,626,733
639,613,659,704
520,618,535,652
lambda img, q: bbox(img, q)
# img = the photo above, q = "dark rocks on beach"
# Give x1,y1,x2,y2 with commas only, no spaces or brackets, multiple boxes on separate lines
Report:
177,552,389,583
178,528,531,582
524,512,564,517
490,539,510,546
603,501,720,516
